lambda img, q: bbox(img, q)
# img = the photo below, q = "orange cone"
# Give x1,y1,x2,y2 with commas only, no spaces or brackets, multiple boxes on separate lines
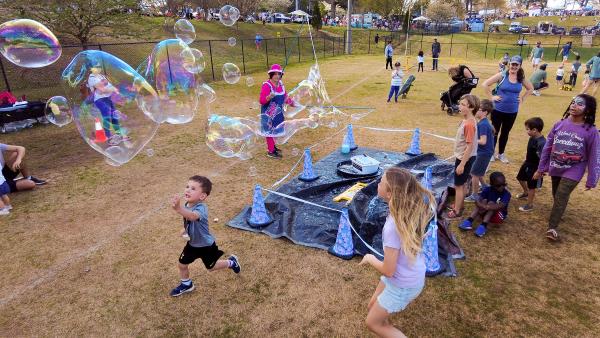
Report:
94,118,108,143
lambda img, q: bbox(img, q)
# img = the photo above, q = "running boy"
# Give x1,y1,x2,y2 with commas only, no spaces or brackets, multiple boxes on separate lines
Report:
447,94,479,219
516,117,546,212
459,171,511,237
466,99,495,203
169,175,240,297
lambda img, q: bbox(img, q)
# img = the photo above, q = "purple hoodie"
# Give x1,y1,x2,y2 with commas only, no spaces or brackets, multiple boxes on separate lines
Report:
538,118,600,189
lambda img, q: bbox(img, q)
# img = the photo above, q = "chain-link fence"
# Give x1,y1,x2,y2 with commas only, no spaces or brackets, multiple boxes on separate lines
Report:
1,30,599,100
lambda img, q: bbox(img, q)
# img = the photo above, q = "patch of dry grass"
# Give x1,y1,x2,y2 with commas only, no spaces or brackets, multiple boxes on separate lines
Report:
0,54,599,336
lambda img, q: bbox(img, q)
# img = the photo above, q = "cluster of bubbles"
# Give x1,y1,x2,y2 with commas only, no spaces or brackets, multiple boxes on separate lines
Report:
0,19,61,68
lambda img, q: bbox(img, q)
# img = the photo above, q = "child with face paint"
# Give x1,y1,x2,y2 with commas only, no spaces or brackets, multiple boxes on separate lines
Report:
535,94,599,241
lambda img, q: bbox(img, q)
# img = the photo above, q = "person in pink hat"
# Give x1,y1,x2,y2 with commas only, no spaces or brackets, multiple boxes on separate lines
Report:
258,64,295,158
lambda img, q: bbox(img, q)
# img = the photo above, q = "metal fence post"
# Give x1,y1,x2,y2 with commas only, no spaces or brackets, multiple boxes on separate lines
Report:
519,34,524,56
494,44,497,59
323,36,326,59
368,30,371,54
343,31,347,54
0,57,11,92
208,40,215,81
484,32,490,59
332,37,334,56
265,39,269,68
420,31,423,50
298,36,301,62
465,43,468,58
449,33,454,57
241,38,246,74
554,35,562,62
283,37,287,65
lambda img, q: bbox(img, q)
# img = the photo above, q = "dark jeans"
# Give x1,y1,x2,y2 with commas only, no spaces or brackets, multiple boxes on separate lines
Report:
548,176,579,230
385,57,392,69
570,72,578,86
387,86,400,102
432,55,439,70
491,110,518,155
418,62,424,72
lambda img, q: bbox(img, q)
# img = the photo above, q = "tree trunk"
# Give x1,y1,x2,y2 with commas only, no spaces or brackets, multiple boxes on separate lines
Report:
331,1,336,19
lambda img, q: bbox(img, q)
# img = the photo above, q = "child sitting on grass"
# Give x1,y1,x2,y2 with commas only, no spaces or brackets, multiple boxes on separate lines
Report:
0,170,11,215
169,175,241,297
458,171,511,237
466,99,495,203
516,117,546,212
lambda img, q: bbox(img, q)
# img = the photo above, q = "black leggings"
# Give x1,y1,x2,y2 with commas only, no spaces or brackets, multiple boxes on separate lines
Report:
385,57,392,69
490,110,518,155
418,62,424,72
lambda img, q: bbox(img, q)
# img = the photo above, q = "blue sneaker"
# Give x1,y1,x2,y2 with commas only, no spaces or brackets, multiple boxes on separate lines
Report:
229,255,241,274
475,224,487,237
169,282,195,297
458,219,473,230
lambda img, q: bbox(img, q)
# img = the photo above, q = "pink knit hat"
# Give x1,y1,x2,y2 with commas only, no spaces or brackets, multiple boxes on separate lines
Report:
267,64,284,74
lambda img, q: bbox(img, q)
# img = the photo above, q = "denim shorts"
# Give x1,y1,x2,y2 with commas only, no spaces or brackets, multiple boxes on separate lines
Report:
377,276,424,314
470,154,493,177
0,181,10,195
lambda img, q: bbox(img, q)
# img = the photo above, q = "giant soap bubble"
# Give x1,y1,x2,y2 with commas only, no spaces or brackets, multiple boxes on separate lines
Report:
227,37,236,47
222,63,241,84
183,48,205,74
0,19,61,68
205,114,259,160
219,5,240,26
61,50,159,165
174,19,196,44
45,96,72,127
137,39,201,124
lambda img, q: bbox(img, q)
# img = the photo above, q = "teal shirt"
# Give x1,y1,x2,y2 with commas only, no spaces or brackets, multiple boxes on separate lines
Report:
586,56,600,79
532,47,543,58
529,70,547,87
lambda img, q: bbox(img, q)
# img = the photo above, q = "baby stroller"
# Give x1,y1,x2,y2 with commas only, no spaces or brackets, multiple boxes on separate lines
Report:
440,66,478,115
398,75,416,99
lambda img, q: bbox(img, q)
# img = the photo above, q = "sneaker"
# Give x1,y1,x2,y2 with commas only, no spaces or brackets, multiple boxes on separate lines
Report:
229,255,241,274
474,224,487,237
498,153,509,163
458,219,473,230
274,146,282,153
0,207,9,216
519,204,534,212
181,233,190,241
107,134,122,146
464,194,478,203
5,204,13,210
266,151,282,159
169,282,195,297
532,90,541,96
490,155,496,162
28,176,47,185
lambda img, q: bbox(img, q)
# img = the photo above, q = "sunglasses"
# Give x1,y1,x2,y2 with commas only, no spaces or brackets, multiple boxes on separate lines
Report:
572,97,586,107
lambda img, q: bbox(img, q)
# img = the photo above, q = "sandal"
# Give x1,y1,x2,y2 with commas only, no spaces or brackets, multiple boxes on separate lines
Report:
546,229,559,241
516,193,529,200
446,208,463,220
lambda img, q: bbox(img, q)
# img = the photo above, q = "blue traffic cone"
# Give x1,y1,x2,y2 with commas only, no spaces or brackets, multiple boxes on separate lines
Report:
247,184,273,228
423,219,443,276
406,128,422,155
298,148,319,182
342,124,358,151
328,208,354,260
420,166,433,191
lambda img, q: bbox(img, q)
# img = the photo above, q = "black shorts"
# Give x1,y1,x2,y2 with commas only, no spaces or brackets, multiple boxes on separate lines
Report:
454,156,476,186
534,82,548,90
178,242,224,268
517,163,543,189
1,165,18,193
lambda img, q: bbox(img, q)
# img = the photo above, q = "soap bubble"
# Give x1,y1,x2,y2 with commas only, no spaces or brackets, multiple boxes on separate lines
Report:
0,19,61,68
245,77,255,87
44,96,72,127
174,19,195,44
146,148,154,157
249,166,257,177
205,114,259,160
219,5,240,26
197,83,216,104
228,37,236,46
61,50,159,166
291,147,300,156
222,63,241,84
183,48,205,74
137,39,200,124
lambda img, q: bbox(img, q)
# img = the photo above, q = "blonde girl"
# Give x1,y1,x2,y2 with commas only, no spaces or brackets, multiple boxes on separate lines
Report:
360,167,434,337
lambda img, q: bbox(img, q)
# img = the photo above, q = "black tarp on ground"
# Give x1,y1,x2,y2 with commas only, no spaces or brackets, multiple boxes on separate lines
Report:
228,147,464,276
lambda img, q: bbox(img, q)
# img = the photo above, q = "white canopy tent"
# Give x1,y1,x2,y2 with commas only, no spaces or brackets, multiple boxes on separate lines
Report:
490,20,505,25
412,16,431,21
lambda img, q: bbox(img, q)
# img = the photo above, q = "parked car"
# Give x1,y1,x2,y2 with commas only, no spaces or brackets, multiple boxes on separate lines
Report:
552,26,566,35
569,27,583,35
520,25,530,33
271,13,291,23
292,15,310,24
508,21,522,33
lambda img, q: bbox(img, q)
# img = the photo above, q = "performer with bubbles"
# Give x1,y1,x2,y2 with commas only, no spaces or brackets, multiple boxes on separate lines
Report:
259,64,295,159
87,60,129,146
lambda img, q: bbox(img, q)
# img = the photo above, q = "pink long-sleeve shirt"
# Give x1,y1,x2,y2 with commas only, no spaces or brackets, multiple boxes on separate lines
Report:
259,80,294,106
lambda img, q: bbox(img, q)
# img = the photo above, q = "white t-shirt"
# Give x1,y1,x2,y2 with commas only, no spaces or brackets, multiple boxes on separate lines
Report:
391,69,403,86
382,214,426,288
87,73,115,101
556,68,565,77
417,55,424,63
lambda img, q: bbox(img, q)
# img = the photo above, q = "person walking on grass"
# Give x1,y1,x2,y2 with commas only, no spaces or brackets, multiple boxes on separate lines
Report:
385,41,393,70
169,175,241,297
482,55,534,164
530,41,544,70
360,167,433,337
431,38,441,71
516,117,546,212
534,94,599,241
580,51,600,96
447,94,480,220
